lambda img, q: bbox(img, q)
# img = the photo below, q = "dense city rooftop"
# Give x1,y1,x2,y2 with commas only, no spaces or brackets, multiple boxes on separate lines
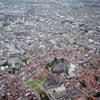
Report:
0,0,100,100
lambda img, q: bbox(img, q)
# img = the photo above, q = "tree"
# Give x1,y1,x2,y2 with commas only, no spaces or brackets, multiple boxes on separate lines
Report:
21,55,29,64
89,63,95,70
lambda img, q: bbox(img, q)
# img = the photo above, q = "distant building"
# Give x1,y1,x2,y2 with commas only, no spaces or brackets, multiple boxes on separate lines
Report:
48,85,66,99
67,88,83,99
8,51,25,58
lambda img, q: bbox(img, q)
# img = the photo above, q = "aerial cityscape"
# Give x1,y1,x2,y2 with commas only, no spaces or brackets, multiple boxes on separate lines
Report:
0,0,100,100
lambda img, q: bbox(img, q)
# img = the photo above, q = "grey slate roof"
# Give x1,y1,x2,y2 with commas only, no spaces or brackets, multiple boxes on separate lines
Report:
52,59,69,74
